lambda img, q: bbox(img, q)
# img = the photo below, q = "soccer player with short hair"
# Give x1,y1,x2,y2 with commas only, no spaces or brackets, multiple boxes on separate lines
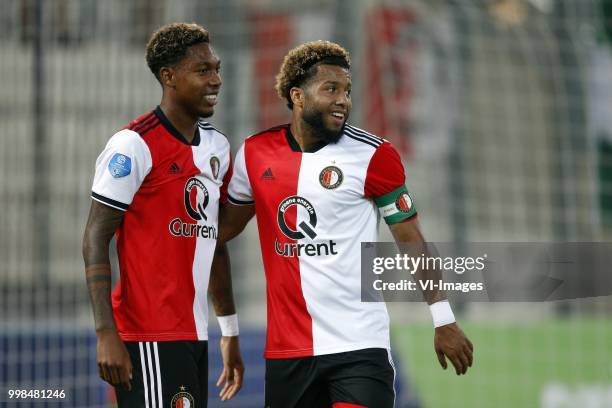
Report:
220,40,473,407
82,22,244,407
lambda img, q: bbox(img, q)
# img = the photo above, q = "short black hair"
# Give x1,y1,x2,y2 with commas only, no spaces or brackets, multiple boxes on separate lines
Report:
145,22,210,82
275,40,351,109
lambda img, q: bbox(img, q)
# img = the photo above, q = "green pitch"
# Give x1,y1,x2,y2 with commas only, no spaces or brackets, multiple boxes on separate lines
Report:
392,319,612,408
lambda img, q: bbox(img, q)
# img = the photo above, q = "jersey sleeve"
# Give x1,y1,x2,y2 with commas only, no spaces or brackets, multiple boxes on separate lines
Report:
227,143,254,205
91,129,152,211
364,141,417,224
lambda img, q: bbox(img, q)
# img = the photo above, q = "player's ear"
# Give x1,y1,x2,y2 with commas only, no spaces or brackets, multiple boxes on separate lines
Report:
159,67,176,88
290,87,304,108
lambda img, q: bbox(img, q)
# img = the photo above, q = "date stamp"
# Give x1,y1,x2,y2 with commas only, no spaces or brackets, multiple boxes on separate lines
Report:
6,389,66,400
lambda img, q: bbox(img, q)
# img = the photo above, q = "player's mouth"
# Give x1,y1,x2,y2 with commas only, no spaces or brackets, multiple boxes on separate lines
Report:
204,93,218,106
330,111,346,126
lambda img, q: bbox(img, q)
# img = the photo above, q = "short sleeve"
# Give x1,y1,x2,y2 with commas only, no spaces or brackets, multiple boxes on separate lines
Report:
364,141,417,224
227,143,254,205
220,149,233,205
91,129,152,211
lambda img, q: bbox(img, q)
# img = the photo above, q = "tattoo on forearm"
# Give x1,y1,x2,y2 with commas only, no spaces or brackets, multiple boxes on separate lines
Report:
83,201,124,331
82,202,124,267
86,264,116,331
86,274,112,284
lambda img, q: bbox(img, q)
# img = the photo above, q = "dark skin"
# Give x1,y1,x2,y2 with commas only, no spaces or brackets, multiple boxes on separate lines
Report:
159,42,222,140
83,202,130,390
208,242,244,401
218,63,473,376
289,64,352,151
389,221,474,375
83,42,243,399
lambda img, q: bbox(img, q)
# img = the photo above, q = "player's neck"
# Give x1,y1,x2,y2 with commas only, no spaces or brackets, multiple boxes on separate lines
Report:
290,118,323,152
158,101,198,143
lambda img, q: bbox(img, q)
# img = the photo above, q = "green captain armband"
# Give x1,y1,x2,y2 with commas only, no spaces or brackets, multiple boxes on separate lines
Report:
374,185,417,225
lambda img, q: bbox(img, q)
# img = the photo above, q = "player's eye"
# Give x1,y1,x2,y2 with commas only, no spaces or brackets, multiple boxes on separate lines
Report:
200,67,221,75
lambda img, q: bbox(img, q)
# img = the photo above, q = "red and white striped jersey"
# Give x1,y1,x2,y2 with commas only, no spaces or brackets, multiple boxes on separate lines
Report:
228,124,417,358
91,107,232,341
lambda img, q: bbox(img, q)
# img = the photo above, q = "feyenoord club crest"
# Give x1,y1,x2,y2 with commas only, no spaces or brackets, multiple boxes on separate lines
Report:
171,386,194,408
395,192,413,213
210,156,220,179
319,166,343,189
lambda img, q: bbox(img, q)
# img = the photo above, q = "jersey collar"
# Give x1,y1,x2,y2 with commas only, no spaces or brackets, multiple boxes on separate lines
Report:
154,106,201,146
285,125,329,153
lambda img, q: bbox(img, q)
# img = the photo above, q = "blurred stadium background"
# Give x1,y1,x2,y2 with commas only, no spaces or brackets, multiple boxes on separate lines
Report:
1,0,612,406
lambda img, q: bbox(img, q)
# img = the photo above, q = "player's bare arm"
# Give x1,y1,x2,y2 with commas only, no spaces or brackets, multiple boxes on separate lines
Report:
218,202,255,243
209,242,244,400
389,219,474,376
389,219,445,305
209,244,237,316
82,200,132,390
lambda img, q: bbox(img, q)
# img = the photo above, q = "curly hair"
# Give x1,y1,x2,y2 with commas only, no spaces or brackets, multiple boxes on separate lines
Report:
275,40,351,109
145,22,210,82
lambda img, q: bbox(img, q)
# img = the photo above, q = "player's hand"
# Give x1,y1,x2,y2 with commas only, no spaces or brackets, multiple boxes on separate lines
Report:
96,329,133,390
434,323,473,375
216,336,244,400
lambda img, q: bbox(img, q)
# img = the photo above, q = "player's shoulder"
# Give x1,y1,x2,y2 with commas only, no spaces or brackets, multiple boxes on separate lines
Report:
109,110,160,150
342,124,387,149
197,121,232,162
123,110,161,137
246,124,289,143
197,120,229,145
105,126,149,153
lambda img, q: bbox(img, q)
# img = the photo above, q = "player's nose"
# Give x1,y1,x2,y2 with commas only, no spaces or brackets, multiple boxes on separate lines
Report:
335,92,350,107
209,71,222,88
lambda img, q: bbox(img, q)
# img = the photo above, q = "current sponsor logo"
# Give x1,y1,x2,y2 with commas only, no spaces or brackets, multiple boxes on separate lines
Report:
169,218,218,239
184,178,209,221
275,195,338,257
277,196,317,240
169,178,217,239
275,239,338,257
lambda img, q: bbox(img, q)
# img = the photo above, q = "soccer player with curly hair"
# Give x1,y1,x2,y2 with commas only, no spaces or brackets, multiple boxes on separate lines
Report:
219,40,473,407
83,22,243,407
